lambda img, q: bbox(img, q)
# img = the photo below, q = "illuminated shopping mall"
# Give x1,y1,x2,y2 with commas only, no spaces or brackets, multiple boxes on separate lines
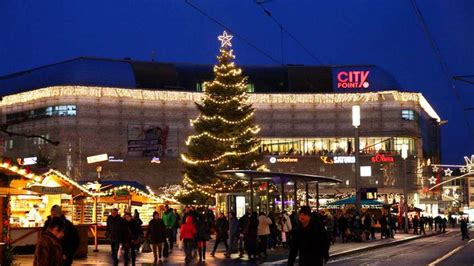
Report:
0,57,446,214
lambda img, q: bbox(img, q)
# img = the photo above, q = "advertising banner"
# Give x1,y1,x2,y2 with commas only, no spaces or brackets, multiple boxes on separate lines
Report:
127,124,178,157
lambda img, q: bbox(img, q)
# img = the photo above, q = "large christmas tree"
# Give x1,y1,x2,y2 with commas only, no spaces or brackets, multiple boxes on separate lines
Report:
179,31,262,204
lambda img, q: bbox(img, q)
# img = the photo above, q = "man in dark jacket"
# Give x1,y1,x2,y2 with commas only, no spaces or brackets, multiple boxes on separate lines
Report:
288,206,330,266
123,212,143,266
106,208,125,266
211,212,230,257
146,211,166,263
43,205,80,266
460,218,470,240
35,216,65,266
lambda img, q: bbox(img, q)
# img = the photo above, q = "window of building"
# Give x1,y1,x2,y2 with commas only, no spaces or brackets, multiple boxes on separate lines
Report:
196,83,203,92
247,83,255,93
402,110,415,121
6,105,77,123
7,140,13,150
260,137,416,156
33,134,49,145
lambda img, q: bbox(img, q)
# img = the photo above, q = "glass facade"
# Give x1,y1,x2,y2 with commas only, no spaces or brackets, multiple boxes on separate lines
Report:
6,105,77,123
260,137,416,156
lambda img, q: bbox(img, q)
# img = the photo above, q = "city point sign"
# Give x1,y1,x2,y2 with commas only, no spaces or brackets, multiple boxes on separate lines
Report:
337,71,370,89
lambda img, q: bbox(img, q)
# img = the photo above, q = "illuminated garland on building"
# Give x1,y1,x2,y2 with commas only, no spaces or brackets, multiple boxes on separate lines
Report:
0,86,441,122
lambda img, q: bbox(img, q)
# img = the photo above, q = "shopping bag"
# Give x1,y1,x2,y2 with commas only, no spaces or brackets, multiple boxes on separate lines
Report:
281,232,287,243
141,239,152,253
118,245,123,259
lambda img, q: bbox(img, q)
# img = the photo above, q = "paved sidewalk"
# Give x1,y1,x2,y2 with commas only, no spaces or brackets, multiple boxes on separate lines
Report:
13,230,445,265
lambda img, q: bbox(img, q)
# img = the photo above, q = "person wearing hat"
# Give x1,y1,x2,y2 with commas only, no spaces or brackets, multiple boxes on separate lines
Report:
43,205,80,266
288,206,330,266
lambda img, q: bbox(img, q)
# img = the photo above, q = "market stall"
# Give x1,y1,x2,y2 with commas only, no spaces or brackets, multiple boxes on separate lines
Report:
5,167,92,256
78,180,176,249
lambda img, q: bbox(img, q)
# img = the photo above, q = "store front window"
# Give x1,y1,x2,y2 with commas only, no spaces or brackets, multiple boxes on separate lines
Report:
260,137,416,156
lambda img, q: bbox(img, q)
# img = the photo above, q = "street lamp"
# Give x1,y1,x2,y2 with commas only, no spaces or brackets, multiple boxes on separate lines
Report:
401,144,409,233
352,105,361,213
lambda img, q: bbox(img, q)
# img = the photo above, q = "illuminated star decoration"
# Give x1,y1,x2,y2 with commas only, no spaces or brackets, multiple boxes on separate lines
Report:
428,176,437,185
444,168,453,176
218,30,233,48
432,165,439,172
444,188,450,196
464,155,474,174
460,166,468,173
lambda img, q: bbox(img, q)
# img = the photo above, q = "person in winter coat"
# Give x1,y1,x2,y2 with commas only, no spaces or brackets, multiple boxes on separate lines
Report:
162,205,177,255
278,211,292,247
180,215,197,264
413,215,419,235
244,212,259,261
257,212,272,258
461,218,470,240
238,211,250,256
106,208,125,266
379,214,388,239
195,212,212,262
363,213,372,241
134,209,143,226
146,211,166,263
229,211,240,254
43,205,80,266
419,215,426,235
288,206,330,266
326,214,335,244
34,217,65,266
211,213,230,257
338,215,349,243
268,211,278,250
123,212,144,266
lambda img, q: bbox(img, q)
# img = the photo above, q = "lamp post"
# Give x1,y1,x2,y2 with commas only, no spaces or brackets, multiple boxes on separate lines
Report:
352,105,361,213
401,144,409,233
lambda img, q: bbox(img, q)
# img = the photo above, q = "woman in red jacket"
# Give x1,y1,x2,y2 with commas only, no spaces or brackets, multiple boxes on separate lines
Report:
180,216,197,264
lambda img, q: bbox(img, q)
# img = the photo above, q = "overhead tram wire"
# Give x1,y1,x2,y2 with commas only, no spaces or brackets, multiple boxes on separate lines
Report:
184,0,282,65
453,75,474,85
254,1,322,64
410,0,474,146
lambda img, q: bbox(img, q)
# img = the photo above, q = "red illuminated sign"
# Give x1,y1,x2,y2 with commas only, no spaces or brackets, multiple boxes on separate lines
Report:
371,154,394,163
337,71,370,89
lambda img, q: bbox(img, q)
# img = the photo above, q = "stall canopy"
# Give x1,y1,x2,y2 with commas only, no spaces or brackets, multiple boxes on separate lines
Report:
80,180,165,204
325,196,384,209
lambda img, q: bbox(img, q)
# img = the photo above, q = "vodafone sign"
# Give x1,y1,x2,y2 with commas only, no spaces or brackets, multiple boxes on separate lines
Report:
337,71,370,89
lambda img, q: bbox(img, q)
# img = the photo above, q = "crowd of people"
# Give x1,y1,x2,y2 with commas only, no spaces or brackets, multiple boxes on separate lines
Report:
32,203,470,266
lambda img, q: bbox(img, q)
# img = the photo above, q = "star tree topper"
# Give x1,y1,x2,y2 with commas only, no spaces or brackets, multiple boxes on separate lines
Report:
218,30,233,48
